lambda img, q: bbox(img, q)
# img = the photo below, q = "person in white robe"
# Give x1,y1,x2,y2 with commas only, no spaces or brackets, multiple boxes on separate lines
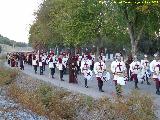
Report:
151,54,160,95
81,56,92,88
62,54,68,74
150,53,158,78
111,53,126,96
57,55,64,81
32,55,38,74
130,56,142,89
49,57,55,78
94,56,106,92
141,55,151,85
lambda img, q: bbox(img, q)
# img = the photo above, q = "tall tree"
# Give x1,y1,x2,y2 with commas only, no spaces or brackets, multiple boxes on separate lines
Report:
109,0,160,56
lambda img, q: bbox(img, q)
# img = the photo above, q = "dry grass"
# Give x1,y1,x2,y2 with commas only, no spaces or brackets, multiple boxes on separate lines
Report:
83,91,156,120
0,67,18,86
0,62,156,120
4,73,157,120
7,84,78,120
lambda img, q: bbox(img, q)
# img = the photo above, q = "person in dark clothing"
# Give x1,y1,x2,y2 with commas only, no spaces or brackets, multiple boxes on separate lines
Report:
125,55,133,81
20,58,24,70
69,55,78,83
39,58,43,75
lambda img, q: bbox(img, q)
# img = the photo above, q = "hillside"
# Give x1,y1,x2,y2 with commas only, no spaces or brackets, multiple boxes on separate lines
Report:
0,34,28,47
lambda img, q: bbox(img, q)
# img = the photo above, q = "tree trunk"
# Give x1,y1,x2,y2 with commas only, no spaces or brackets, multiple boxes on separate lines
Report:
95,46,99,61
95,34,102,62
123,7,144,57
128,23,144,57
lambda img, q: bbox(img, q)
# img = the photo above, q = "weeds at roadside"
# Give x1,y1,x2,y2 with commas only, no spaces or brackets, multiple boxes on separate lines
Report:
0,67,18,86
0,60,157,120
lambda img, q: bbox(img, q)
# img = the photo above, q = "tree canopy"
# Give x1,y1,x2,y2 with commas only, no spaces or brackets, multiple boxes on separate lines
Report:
29,0,160,55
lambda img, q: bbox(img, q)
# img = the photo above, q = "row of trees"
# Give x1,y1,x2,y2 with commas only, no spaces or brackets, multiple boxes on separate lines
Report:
29,0,160,56
0,34,28,47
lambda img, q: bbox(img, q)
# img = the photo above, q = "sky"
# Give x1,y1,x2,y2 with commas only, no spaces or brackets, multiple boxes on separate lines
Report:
0,0,43,43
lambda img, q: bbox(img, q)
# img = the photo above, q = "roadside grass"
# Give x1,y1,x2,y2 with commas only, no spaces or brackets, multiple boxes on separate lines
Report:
0,59,157,120
93,91,156,120
0,67,18,86
7,84,79,120
7,82,156,120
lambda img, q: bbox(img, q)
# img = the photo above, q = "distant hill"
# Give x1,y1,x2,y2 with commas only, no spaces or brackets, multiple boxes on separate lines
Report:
0,34,28,47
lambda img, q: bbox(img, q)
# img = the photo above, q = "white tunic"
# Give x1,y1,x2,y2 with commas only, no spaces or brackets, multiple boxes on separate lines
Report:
130,61,142,74
141,59,150,76
91,55,95,62
81,60,92,79
49,62,54,68
39,62,42,67
111,60,117,73
57,59,63,70
46,59,49,65
111,60,126,81
77,56,82,66
42,56,46,63
32,60,37,66
100,55,106,63
150,60,156,73
62,57,68,68
94,61,106,77
81,60,90,73
52,56,57,63
152,61,160,79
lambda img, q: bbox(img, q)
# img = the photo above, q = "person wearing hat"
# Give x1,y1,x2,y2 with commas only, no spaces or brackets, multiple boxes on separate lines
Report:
130,55,142,89
111,53,126,96
151,54,160,95
141,55,151,85
94,56,106,92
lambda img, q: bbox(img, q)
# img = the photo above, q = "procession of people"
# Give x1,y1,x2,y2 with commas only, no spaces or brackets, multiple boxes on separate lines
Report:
6,49,160,96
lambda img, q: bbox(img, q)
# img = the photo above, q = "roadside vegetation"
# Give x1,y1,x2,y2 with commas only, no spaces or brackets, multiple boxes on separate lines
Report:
0,59,157,120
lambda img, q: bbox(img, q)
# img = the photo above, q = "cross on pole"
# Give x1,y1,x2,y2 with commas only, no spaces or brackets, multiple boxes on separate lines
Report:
117,62,122,71
134,64,140,70
145,61,149,66
99,62,103,70
156,64,160,71
87,72,91,76
84,62,88,68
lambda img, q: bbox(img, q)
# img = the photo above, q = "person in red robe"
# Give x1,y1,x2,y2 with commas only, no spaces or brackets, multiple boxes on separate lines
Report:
69,55,78,83
11,55,16,67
